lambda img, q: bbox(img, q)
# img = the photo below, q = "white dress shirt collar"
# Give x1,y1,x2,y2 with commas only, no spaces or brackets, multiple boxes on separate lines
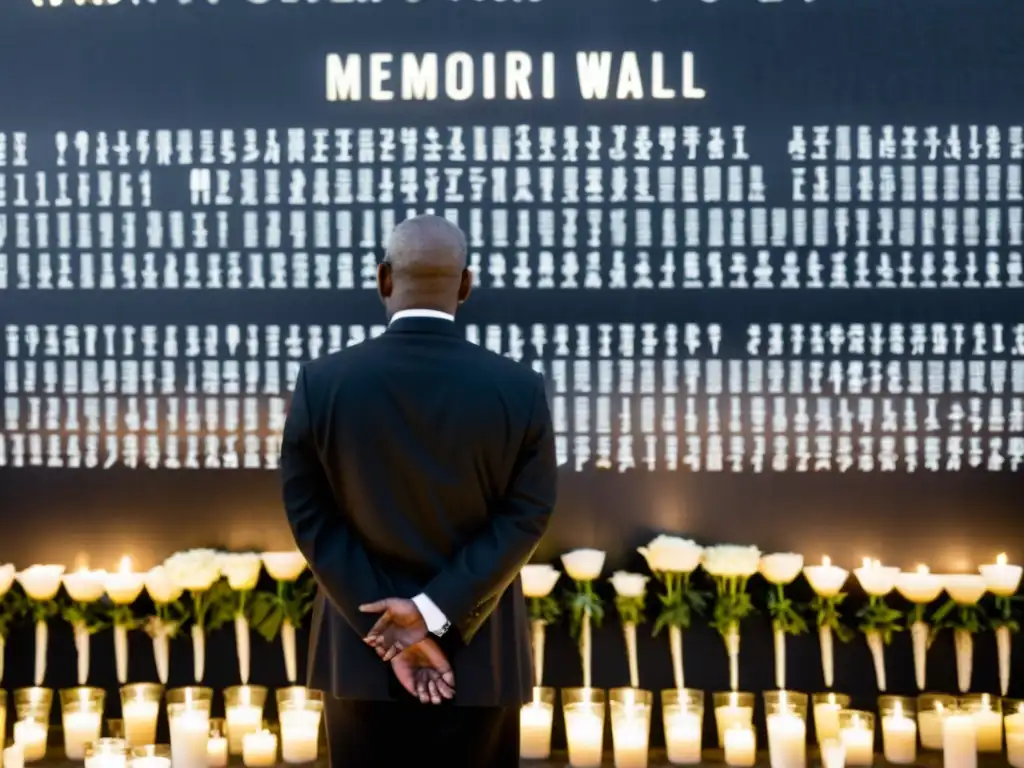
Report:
389,309,455,324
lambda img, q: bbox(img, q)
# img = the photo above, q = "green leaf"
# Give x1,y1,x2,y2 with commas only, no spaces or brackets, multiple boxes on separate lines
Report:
615,595,646,626
564,581,605,638
61,600,109,634
809,594,854,643
766,585,808,636
108,604,144,630
529,595,561,625
249,592,286,642
857,596,904,644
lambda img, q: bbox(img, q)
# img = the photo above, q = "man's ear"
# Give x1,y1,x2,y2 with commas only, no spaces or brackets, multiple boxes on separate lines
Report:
377,262,392,300
457,268,472,304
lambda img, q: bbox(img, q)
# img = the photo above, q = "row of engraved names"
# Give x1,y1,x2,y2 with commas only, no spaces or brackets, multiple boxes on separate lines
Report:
4,322,1022,359
5,165,1024,210
3,125,1021,168
1,432,1019,473
5,394,1022,437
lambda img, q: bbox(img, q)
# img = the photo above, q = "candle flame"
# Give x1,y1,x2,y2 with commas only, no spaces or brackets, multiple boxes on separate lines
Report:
118,555,133,574
935,702,944,713
893,700,903,718
916,564,929,574
822,555,832,567
827,693,836,705
729,692,738,707
73,553,90,572
997,553,1008,566
981,693,991,710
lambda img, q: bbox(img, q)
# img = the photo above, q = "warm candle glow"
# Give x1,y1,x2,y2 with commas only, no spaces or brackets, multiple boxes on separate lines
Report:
916,564,928,574
118,556,132,573
998,553,1008,566
822,556,831,566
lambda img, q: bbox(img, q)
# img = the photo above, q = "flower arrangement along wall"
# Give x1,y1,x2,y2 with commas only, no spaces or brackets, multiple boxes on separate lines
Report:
523,540,1024,697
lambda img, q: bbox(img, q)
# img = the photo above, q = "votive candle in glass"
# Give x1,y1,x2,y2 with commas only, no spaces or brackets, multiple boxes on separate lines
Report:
820,738,846,768
661,688,703,765
764,691,807,768
61,687,105,760
277,689,323,765
942,705,977,768
519,687,555,761
813,692,851,746
13,688,51,764
120,685,161,748
206,719,227,768
723,724,755,767
224,686,267,756
1005,699,1024,768
963,694,1002,752
130,744,171,768
0,692,7,765
3,741,24,768
609,688,651,768
84,738,127,768
917,693,955,750
838,710,874,766
713,691,754,749
877,696,916,764
167,700,210,768
241,730,276,768
562,688,605,768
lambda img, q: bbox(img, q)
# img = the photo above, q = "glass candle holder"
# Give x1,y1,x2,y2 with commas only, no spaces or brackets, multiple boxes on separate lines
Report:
207,718,228,768
562,687,605,768
963,693,1002,752
820,738,846,768
519,687,555,761
106,719,124,740
0,691,7,763
1005,700,1024,768
838,710,874,767
224,686,267,756
167,700,210,768
120,684,162,748
712,692,754,749
241,730,277,768
609,688,651,768
130,744,171,768
278,693,323,765
165,688,213,707
812,692,851,746
661,688,703,766
84,738,127,768
878,695,916,764
764,691,807,768
942,703,977,765
4,739,24,768
60,687,106,760
13,688,52,721
917,693,955,750
12,717,47,764
723,724,755,767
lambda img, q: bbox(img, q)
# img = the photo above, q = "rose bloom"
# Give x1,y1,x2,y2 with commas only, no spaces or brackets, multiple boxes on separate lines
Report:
218,553,263,591
163,548,222,592
145,566,184,604
262,551,308,581
561,549,606,581
638,535,703,573
702,545,762,578
609,571,649,599
759,553,804,585
520,564,561,598
0,564,16,597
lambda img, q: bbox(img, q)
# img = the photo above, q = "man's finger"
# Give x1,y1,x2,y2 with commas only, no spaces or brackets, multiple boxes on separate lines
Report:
441,670,455,689
427,680,441,704
359,600,389,613
382,642,403,662
415,676,430,704
435,677,455,699
365,614,393,640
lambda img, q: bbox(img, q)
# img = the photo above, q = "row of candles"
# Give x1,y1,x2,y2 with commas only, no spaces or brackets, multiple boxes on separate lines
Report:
0,684,322,768
521,687,1024,768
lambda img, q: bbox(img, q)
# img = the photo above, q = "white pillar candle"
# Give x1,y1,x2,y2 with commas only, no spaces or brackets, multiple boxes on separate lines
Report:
919,708,950,750
664,710,702,765
279,709,320,764
881,712,917,764
971,706,1002,752
205,737,227,768
724,725,755,767
611,708,649,768
225,705,262,756
715,704,754,748
64,710,103,759
519,702,554,761
241,731,277,768
814,702,843,745
3,744,23,768
821,740,846,768
942,713,976,768
131,758,171,768
767,712,806,768
565,705,604,768
122,700,159,748
839,721,873,766
14,720,48,763
1008,732,1024,768
170,709,209,768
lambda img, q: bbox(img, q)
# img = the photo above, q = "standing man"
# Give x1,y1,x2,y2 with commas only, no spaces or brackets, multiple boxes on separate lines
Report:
280,214,557,767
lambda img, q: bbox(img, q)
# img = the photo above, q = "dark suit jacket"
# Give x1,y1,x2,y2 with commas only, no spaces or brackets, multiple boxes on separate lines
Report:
279,314,557,707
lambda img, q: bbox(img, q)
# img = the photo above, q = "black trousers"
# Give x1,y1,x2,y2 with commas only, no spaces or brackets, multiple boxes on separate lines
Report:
325,697,520,768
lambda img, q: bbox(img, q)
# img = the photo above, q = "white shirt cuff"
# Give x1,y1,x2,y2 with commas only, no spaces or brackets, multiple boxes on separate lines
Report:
412,593,449,634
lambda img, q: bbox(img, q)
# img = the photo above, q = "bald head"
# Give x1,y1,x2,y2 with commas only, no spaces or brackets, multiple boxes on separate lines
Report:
378,215,471,317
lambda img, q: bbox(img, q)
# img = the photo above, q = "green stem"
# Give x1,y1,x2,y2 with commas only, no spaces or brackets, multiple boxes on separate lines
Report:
192,590,207,628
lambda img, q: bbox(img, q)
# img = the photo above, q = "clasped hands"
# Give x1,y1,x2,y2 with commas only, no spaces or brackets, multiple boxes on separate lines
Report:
360,598,455,705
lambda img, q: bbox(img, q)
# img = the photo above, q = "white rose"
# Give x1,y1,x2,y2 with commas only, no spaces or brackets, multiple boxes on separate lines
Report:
145,566,183,604
609,571,649,599
63,570,108,602
703,545,762,578
17,564,66,601
853,560,900,597
520,564,561,598
218,553,263,591
760,553,805,585
894,567,944,604
942,574,987,605
979,555,1023,597
803,557,849,597
561,549,606,581
638,536,703,573
262,551,307,581
0,564,16,598
163,549,222,591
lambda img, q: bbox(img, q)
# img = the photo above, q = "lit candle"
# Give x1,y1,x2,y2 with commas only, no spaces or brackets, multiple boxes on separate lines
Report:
519,698,555,760
662,698,702,766
14,719,48,763
105,557,146,604
205,736,227,768
1009,732,1024,768
714,692,754,748
564,703,604,768
820,739,846,768
813,693,850,745
723,725,755,767
880,699,917,764
169,706,209,768
224,687,266,756
1008,705,1024,768
3,743,24,768
942,712,976,768
767,711,806,768
854,558,900,596
967,694,1002,752
918,696,954,750
839,711,874,767
63,709,103,759
804,556,849,597
279,706,320,764
241,731,276,768
979,553,1023,596
610,689,651,768
120,687,160,749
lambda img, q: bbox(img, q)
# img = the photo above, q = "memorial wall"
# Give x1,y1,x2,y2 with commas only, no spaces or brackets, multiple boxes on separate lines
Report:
0,0,1022,721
